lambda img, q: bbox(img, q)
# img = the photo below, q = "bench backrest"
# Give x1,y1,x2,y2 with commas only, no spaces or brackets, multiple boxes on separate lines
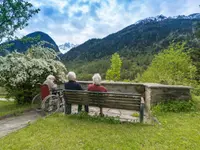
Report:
64,90,142,111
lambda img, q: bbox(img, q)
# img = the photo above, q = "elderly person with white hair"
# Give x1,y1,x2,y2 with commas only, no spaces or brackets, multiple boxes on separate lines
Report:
88,73,107,92
64,71,88,112
43,75,57,91
88,73,107,115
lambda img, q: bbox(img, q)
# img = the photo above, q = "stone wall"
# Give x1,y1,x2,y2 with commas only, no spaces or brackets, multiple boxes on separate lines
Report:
79,81,145,94
144,83,192,104
59,81,145,94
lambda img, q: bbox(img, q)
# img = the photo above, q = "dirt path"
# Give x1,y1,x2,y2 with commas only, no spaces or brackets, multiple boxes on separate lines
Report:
0,110,41,138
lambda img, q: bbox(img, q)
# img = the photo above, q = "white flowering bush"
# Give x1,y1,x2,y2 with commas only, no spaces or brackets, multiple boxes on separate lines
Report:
0,45,67,104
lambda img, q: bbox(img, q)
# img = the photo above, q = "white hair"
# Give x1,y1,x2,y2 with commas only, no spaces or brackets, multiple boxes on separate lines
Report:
67,71,76,81
92,73,101,85
46,75,55,81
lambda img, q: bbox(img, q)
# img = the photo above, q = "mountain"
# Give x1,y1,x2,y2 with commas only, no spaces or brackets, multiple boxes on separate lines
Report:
61,13,200,81
62,13,200,62
59,42,77,54
0,31,60,56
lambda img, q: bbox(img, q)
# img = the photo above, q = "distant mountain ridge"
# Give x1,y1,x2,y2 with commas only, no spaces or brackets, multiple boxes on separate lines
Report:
59,42,78,54
135,13,200,24
0,31,60,56
62,13,200,62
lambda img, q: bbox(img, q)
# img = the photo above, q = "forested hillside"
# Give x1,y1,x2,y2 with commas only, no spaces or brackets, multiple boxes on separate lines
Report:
62,14,200,81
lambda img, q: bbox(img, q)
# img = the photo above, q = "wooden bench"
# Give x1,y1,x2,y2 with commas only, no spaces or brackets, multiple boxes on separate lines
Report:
63,90,145,123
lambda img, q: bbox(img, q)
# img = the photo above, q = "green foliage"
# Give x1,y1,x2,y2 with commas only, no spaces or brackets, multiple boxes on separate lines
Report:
1,111,200,149
195,6,200,38
66,58,110,81
69,112,121,124
0,101,31,117
106,53,122,81
152,100,196,114
140,43,197,86
195,22,200,38
0,0,40,42
20,35,41,44
132,112,139,117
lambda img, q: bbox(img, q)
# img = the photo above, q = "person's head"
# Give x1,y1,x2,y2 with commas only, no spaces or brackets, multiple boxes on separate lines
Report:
46,75,56,81
67,71,76,81
92,73,101,85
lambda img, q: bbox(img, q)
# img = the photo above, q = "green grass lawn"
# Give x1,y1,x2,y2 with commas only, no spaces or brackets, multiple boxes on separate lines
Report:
0,110,200,150
0,101,31,117
0,96,200,150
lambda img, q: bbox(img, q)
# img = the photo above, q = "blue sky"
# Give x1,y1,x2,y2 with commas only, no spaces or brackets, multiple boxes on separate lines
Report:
17,0,200,45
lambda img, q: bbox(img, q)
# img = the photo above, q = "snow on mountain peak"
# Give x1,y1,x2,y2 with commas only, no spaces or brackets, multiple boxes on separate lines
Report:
135,13,200,25
59,42,78,54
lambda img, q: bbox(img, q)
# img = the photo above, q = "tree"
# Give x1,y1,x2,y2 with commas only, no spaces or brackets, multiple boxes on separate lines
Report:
139,43,197,86
0,45,67,104
196,22,200,38
106,53,122,81
0,0,40,42
195,5,200,38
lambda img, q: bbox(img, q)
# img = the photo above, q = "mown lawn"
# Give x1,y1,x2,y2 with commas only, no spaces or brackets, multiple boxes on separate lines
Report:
0,109,200,150
0,101,31,117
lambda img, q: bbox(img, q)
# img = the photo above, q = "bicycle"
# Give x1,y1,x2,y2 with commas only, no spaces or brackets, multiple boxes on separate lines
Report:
31,84,65,114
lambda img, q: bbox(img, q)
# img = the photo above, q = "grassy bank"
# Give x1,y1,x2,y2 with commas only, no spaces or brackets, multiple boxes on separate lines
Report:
1,96,200,149
0,110,200,149
0,101,31,117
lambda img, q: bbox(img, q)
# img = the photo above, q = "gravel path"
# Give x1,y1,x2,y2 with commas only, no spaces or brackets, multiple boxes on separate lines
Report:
0,110,41,138
0,105,142,139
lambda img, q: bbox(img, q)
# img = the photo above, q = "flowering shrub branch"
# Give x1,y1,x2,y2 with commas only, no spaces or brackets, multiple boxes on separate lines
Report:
0,45,67,104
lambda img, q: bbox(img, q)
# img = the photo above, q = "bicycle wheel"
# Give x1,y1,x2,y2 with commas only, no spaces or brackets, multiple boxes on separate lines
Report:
31,93,42,111
42,95,60,114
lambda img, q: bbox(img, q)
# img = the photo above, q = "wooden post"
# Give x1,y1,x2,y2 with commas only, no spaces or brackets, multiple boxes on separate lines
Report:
140,97,145,123
65,104,71,114
64,95,72,114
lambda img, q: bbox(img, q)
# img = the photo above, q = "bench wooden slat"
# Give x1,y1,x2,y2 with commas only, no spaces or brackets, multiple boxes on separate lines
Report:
66,100,140,110
65,95,141,100
65,94,141,99
66,96,141,102
66,99,141,106
64,90,141,96
66,98,141,105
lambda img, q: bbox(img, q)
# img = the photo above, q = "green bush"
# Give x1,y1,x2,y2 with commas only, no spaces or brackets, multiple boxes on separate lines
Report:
152,100,196,114
139,43,197,86
191,86,200,96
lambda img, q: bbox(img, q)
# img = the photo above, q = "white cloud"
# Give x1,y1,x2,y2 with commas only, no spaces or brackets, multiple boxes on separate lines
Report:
17,0,200,46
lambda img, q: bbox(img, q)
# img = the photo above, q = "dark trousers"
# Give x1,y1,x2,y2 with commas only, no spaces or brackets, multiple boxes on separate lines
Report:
78,105,89,113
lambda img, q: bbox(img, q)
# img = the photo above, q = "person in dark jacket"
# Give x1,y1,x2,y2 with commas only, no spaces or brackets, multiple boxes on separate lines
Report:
64,71,88,113
88,73,107,115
